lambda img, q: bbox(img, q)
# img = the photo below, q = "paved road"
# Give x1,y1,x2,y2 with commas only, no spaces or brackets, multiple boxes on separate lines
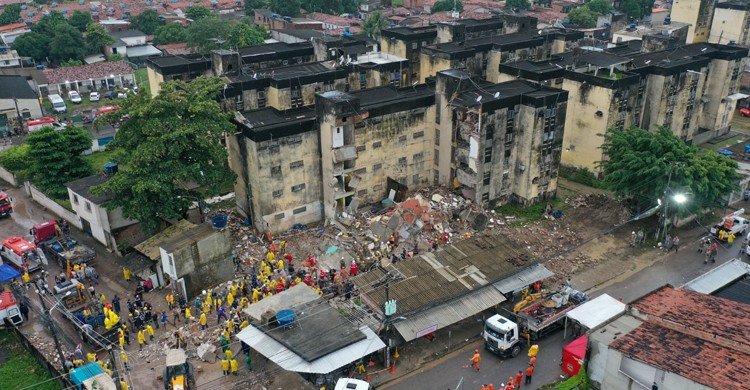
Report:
385,230,741,390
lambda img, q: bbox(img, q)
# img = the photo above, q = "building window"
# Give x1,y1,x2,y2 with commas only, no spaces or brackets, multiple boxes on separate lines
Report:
354,168,367,175
398,157,407,165
373,163,382,171
272,189,284,198
357,189,368,196
275,213,285,220
484,146,493,163
413,131,424,139
483,171,491,186
289,160,304,169
399,135,407,143
413,174,420,184
293,206,307,214
291,183,306,192
482,192,490,202
356,145,366,152
271,165,282,176
435,128,440,145
85,201,91,212
413,152,424,161
73,194,79,204
373,140,382,149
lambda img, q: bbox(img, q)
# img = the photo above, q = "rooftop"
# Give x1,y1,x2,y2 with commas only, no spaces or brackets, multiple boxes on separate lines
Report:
613,21,690,39
65,174,113,204
43,61,134,84
352,234,532,316
0,74,37,100
610,322,750,390
110,29,146,39
347,84,434,111
716,0,750,10
450,77,565,109
272,29,327,41
234,107,317,142
630,285,750,352
133,219,197,261
237,41,313,58
255,300,366,362
160,223,218,254
0,22,28,33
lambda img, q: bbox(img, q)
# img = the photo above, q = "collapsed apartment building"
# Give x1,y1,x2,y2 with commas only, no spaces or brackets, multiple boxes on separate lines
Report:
144,15,747,231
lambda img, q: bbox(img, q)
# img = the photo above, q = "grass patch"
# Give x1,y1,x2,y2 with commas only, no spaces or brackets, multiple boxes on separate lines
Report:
560,167,607,189
135,68,150,96
83,150,118,172
0,330,61,390
495,198,564,224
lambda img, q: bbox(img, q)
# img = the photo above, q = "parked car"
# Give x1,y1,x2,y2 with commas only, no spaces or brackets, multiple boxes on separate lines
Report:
116,91,127,99
89,92,100,102
740,107,750,117
68,91,82,104
103,91,116,100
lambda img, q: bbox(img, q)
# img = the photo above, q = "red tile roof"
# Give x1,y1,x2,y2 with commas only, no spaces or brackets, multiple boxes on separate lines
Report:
309,12,362,27
610,322,750,390
43,61,134,85
630,286,750,353
0,22,28,33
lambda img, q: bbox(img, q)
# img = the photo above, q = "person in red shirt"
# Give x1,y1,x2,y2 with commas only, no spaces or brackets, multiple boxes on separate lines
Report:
470,349,481,371
525,364,535,384
529,355,537,366
514,370,523,388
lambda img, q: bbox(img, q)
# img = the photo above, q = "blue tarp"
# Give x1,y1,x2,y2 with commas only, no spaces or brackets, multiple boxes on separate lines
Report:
0,264,21,283
70,362,104,385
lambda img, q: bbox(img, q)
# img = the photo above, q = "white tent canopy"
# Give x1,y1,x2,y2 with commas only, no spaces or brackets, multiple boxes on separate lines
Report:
565,294,626,336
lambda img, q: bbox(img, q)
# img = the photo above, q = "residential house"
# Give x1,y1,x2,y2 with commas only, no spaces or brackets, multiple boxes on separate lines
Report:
159,223,233,299
0,22,30,46
40,61,135,96
0,48,22,68
65,174,139,252
106,30,162,61
132,219,196,291
0,74,42,133
588,286,750,390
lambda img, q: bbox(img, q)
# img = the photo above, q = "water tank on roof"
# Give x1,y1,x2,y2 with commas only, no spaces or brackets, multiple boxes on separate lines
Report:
276,309,296,328
104,162,118,175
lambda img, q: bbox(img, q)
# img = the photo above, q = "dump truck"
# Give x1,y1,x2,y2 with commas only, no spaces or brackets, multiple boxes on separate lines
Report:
0,236,47,272
483,286,587,357
32,221,96,268
164,349,195,390
53,279,120,347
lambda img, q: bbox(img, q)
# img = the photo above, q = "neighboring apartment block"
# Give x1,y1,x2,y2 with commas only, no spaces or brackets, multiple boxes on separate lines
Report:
670,0,717,43
709,0,750,46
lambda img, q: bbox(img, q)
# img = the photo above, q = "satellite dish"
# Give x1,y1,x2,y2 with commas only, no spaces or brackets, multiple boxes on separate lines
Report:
476,95,482,102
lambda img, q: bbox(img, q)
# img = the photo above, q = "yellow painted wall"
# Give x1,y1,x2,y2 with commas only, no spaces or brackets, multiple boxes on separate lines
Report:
146,66,163,97
560,80,614,174
709,7,749,45
419,54,452,83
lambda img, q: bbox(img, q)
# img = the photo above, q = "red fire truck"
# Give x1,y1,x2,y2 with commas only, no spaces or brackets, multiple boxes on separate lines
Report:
0,191,11,218
0,236,47,272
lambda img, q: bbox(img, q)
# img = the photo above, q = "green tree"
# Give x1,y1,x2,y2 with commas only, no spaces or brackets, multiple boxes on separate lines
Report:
568,6,598,27
60,59,84,67
431,0,463,13
227,22,267,48
391,0,404,6
599,127,739,212
49,23,87,63
69,10,93,32
186,17,232,54
505,0,531,11
85,22,115,54
32,11,67,37
620,0,654,20
153,23,188,45
363,11,388,39
585,0,613,15
0,144,30,180
91,77,237,234
268,0,301,17
130,9,161,35
186,6,213,21
12,32,51,61
244,0,267,16
26,127,93,199
0,4,21,25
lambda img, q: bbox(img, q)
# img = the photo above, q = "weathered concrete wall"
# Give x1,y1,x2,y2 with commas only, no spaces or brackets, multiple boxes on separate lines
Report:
146,66,164,97
0,165,17,186
710,7,750,45
420,54,452,83
671,0,715,43
561,80,615,174
641,70,706,141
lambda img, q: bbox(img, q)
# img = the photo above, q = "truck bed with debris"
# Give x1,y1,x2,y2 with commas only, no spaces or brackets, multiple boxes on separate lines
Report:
515,289,587,340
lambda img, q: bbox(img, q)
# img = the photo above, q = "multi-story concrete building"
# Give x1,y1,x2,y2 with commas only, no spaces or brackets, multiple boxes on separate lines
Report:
421,28,582,82
670,0,717,43
709,0,750,46
435,70,569,205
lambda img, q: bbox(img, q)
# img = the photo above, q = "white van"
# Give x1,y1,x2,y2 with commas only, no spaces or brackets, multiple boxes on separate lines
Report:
334,378,371,390
48,94,66,113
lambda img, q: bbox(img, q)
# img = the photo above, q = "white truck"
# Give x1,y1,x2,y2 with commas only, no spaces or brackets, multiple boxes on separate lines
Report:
48,94,67,113
710,209,749,238
483,314,523,358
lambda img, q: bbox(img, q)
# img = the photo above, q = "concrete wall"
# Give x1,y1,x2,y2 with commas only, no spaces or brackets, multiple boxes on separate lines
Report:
709,7,749,45
670,0,715,43
0,98,43,120
419,54,452,83
700,57,746,136
26,182,83,230
0,165,18,186
146,66,164,97
172,229,233,298
561,81,615,174
67,187,109,247
640,70,706,141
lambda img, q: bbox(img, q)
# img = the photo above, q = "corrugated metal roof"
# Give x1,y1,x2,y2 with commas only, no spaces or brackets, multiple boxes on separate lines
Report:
683,259,750,294
235,324,385,374
565,293,625,330
393,286,506,342
493,263,554,294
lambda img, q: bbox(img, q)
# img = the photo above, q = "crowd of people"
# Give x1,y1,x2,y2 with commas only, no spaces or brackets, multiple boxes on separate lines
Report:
472,345,539,390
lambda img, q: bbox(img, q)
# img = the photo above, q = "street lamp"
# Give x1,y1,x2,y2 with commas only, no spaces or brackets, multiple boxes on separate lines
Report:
672,193,688,204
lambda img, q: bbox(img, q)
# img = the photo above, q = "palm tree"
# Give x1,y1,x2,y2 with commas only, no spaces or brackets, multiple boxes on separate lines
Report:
363,11,389,40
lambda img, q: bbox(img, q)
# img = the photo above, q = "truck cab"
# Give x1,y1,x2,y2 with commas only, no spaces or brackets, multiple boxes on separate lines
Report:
1,236,47,272
483,314,521,358
0,191,11,218
710,209,749,238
